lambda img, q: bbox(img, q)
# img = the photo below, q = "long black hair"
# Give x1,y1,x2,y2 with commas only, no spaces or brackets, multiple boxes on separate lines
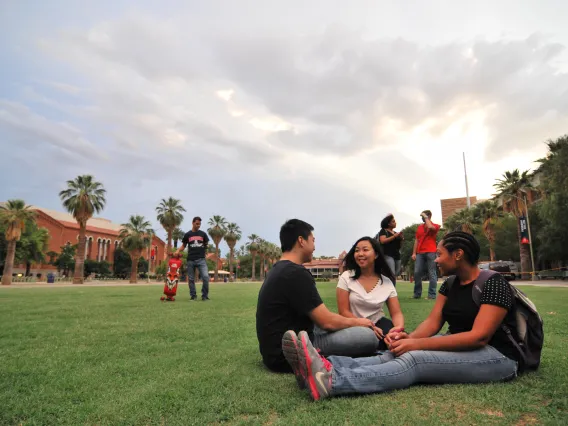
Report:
441,231,481,265
342,236,395,283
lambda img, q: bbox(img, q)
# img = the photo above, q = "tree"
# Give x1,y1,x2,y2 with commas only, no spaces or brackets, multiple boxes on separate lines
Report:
494,169,535,279
54,244,77,276
119,215,154,283
156,197,185,254
247,234,260,281
172,227,184,249
16,220,49,276
113,247,132,278
207,215,227,282
223,222,242,282
59,175,106,284
444,208,477,234
0,200,36,285
474,200,502,261
257,239,268,281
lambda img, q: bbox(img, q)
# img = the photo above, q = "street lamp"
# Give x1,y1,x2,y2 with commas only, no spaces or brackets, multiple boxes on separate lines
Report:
506,194,537,281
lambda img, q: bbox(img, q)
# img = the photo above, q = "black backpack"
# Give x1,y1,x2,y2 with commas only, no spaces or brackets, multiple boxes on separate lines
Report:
446,270,544,372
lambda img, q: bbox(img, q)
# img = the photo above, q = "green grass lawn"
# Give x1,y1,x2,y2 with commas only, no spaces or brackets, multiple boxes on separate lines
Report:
1,281,567,425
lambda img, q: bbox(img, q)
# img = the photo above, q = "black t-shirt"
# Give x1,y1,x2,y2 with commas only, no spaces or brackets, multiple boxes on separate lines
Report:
439,274,520,362
256,260,323,372
378,229,401,260
181,230,209,260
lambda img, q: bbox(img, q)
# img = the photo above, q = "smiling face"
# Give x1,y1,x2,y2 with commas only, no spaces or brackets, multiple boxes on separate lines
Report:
435,240,463,277
299,232,316,263
389,217,397,228
354,239,377,270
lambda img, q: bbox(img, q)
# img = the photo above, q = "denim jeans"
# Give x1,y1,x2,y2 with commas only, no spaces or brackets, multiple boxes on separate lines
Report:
313,325,379,357
187,258,209,298
414,252,438,298
328,344,517,396
384,255,401,286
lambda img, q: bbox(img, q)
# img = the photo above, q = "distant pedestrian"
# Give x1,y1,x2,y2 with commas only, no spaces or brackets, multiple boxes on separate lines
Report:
376,214,404,286
412,210,440,299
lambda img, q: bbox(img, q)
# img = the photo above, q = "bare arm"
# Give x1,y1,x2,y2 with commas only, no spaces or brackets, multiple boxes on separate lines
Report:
409,295,446,338
391,304,508,355
336,288,356,318
385,297,404,329
423,216,436,231
309,304,373,331
175,243,186,255
379,232,398,244
412,239,418,259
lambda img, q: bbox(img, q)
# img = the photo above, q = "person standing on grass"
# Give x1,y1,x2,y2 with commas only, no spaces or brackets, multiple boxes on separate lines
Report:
282,232,523,401
256,219,382,377
377,214,404,286
412,210,440,299
336,237,404,351
175,216,211,301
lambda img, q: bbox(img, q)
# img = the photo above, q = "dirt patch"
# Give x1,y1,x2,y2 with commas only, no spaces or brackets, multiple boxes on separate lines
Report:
516,413,540,425
480,410,504,417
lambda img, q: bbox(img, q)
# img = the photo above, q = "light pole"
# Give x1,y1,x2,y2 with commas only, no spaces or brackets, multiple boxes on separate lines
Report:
507,194,537,281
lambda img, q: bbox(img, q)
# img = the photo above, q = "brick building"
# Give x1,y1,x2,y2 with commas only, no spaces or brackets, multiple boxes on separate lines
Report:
440,196,478,226
3,205,166,277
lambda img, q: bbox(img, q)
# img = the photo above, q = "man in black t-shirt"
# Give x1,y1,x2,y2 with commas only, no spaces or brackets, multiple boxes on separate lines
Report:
175,216,210,301
256,219,376,373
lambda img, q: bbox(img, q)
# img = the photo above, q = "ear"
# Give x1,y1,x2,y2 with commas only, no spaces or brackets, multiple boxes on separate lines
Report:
454,248,464,261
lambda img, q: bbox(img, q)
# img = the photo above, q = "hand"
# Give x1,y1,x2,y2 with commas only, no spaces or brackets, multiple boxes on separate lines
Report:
371,325,384,340
411,254,417,261
389,338,419,356
384,330,408,346
354,318,374,328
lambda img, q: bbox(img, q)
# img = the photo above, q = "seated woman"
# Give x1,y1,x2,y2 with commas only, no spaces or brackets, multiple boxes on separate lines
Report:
283,231,522,401
336,237,404,351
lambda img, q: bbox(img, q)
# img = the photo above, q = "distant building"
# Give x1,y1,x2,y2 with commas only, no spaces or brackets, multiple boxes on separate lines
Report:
0,203,166,277
440,196,478,226
303,258,342,279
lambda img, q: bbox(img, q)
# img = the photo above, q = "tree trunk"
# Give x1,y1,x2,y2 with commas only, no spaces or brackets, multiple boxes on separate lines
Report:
174,239,178,249
74,226,86,284
1,240,17,285
26,262,31,277
489,245,496,262
260,256,265,281
167,231,172,255
130,255,139,283
228,245,235,282
251,252,256,281
214,244,220,282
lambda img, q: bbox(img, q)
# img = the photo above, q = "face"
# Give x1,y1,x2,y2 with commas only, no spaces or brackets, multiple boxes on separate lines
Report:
193,220,201,230
354,240,377,269
435,241,462,277
389,218,397,228
300,233,316,263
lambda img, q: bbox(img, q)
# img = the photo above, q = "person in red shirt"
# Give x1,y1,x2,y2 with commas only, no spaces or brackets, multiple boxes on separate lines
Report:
412,210,441,299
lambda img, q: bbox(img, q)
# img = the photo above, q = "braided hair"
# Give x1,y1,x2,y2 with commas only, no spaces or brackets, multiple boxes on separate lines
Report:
441,231,481,265
342,236,395,283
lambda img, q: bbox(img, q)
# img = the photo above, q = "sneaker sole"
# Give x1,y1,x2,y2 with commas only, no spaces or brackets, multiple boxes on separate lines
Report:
282,331,306,390
299,332,321,401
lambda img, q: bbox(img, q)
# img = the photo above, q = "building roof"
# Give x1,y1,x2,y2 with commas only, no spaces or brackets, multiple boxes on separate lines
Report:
303,258,341,268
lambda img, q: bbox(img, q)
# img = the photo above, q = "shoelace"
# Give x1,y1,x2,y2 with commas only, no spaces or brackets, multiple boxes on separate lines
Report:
317,349,333,372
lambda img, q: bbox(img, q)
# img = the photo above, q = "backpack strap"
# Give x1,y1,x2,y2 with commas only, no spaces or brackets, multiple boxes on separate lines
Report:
471,269,499,306
446,275,457,290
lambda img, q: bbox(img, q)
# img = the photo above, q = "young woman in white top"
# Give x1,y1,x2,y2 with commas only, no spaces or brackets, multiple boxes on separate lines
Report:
337,237,405,350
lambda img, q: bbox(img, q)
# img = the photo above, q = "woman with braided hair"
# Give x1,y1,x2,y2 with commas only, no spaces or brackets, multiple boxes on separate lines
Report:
282,231,522,401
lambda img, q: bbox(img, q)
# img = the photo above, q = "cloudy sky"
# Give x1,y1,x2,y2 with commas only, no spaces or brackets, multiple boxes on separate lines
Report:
1,0,567,256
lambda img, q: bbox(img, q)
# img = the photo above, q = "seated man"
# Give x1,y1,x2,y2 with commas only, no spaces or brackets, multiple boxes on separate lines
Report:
256,219,381,375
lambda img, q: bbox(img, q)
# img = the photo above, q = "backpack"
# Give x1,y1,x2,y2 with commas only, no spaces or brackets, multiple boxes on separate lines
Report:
446,269,544,372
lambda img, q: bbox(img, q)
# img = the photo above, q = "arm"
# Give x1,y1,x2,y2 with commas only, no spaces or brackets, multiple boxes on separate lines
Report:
391,304,508,356
175,243,186,255
423,215,436,231
411,239,418,260
336,288,356,318
385,296,404,329
309,304,373,331
409,295,446,338
379,232,399,244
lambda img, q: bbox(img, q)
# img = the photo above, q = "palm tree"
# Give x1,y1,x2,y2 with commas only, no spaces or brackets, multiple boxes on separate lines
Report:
223,222,242,282
257,239,268,281
1,200,36,285
59,175,106,284
172,227,185,249
247,234,260,280
445,208,477,234
474,200,503,261
207,215,227,282
19,223,50,276
156,197,185,254
119,215,154,283
494,169,535,279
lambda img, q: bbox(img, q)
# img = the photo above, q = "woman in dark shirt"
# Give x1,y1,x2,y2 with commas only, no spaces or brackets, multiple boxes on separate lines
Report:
282,231,522,401
377,214,404,286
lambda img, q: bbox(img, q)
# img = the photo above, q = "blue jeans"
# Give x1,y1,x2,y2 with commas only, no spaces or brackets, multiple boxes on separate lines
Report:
313,326,379,357
187,258,209,298
414,252,438,298
329,344,517,396
384,255,401,286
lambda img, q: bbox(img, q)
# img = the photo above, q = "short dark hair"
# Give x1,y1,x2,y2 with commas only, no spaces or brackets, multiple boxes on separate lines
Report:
343,237,395,282
280,219,314,252
421,210,432,218
441,231,481,265
192,216,202,223
380,214,394,230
